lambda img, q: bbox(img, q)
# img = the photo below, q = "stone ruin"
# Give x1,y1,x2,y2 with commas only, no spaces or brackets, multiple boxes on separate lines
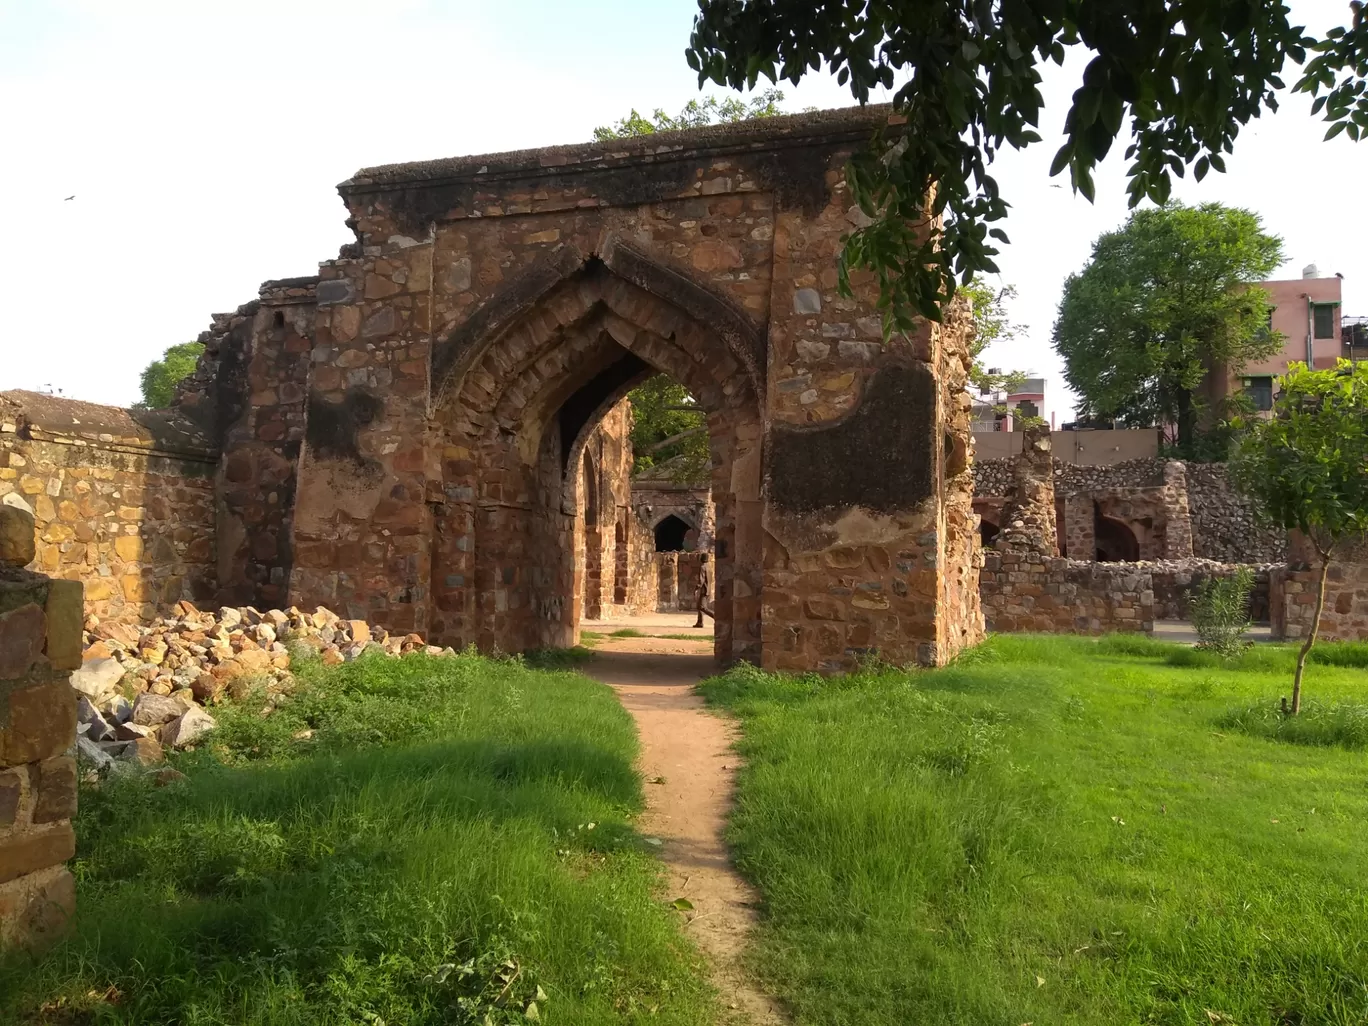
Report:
1,106,984,673
973,428,1366,642
1,506,80,950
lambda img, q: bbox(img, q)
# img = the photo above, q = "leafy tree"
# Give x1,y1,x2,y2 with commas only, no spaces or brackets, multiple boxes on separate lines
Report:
1230,360,1368,715
685,0,1368,330
1052,203,1283,453
627,375,711,483
136,342,204,409
963,275,1027,397
594,87,786,140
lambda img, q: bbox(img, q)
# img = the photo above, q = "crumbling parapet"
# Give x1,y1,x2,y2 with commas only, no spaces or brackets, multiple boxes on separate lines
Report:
995,422,1058,557
0,506,80,950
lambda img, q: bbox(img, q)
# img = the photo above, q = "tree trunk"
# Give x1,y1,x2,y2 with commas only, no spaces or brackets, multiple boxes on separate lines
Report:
1290,553,1333,716
1175,389,1196,451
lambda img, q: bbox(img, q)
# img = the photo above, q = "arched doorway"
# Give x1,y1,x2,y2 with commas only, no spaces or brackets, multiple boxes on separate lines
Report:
429,257,763,666
979,519,1000,548
653,514,691,552
1095,515,1140,562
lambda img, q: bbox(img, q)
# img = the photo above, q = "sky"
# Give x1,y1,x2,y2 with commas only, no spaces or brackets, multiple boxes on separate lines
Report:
1,0,1365,423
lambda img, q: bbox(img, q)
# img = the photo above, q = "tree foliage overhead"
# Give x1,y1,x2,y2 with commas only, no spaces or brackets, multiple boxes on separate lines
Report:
136,342,204,410
594,87,786,140
1230,360,1368,713
1052,203,1283,451
627,375,711,483
685,0,1368,330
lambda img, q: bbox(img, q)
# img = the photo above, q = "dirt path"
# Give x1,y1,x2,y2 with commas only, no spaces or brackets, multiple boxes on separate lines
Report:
587,636,785,1025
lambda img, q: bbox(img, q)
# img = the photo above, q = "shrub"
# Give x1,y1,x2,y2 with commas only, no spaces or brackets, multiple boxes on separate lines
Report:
1189,567,1254,657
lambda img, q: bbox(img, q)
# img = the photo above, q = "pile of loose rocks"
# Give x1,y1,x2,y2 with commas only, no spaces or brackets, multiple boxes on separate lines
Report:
71,601,451,777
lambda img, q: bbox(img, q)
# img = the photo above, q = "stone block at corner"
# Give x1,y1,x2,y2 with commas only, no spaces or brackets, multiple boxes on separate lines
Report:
0,506,36,568
32,756,77,825
43,580,84,671
0,677,76,766
0,822,74,884
0,864,75,950
0,602,45,681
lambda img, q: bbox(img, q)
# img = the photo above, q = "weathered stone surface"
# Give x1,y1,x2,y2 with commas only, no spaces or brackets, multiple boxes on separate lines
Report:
43,580,84,671
130,693,187,727
0,824,75,885
0,864,75,950
119,737,164,766
0,505,36,568
31,757,76,825
0,602,44,680
0,769,21,827
2,677,76,765
160,706,216,749
75,735,113,772
69,658,125,701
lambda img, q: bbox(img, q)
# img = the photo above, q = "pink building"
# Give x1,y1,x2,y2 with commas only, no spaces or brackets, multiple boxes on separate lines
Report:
1209,266,1346,415
1220,266,1342,412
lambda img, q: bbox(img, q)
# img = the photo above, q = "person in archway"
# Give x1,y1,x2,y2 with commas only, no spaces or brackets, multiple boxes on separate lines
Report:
694,554,713,629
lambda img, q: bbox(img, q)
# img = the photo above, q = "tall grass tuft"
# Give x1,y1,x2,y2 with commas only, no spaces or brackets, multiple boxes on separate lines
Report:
1217,698,1368,750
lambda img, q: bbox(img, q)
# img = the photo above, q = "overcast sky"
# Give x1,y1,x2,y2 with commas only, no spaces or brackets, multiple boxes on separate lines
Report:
2,0,1364,423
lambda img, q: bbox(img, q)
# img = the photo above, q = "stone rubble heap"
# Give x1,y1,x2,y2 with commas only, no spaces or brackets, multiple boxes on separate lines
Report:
72,601,449,775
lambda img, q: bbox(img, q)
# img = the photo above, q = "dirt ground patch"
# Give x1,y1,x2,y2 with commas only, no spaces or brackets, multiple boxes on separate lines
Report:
587,636,784,1025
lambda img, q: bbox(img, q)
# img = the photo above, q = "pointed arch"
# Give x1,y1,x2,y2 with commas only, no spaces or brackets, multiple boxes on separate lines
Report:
431,238,767,408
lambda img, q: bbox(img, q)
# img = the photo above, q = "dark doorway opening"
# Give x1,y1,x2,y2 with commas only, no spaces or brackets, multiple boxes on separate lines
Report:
654,514,691,552
1095,515,1140,562
979,520,1000,548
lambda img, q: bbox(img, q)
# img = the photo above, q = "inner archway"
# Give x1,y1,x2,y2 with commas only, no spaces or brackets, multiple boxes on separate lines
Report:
427,256,763,666
1095,515,1140,562
653,515,691,552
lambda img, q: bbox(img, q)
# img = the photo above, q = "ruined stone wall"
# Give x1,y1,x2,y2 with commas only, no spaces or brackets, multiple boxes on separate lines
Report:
619,508,658,615
1271,537,1368,641
980,552,1154,634
1185,463,1285,563
1148,561,1273,623
0,392,216,622
632,480,715,551
285,105,978,669
0,507,80,949
975,456,1283,564
178,279,317,610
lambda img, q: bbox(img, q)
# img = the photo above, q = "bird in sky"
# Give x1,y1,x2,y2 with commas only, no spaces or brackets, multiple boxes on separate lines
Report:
63,195,75,201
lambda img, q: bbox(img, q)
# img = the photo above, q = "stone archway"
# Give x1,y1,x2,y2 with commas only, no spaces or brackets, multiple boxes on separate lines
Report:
428,257,763,665
280,108,984,670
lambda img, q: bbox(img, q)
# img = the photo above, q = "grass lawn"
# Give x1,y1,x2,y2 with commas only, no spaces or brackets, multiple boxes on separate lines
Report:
700,634,1368,1026
2,650,713,1026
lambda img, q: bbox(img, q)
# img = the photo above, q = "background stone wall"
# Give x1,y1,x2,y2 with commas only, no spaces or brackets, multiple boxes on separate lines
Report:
0,507,80,950
980,551,1154,634
1272,537,1368,641
1,392,216,623
975,455,1283,564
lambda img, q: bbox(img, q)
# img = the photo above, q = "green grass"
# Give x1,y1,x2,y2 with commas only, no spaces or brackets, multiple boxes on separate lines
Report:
2,651,713,1026
700,634,1368,1025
